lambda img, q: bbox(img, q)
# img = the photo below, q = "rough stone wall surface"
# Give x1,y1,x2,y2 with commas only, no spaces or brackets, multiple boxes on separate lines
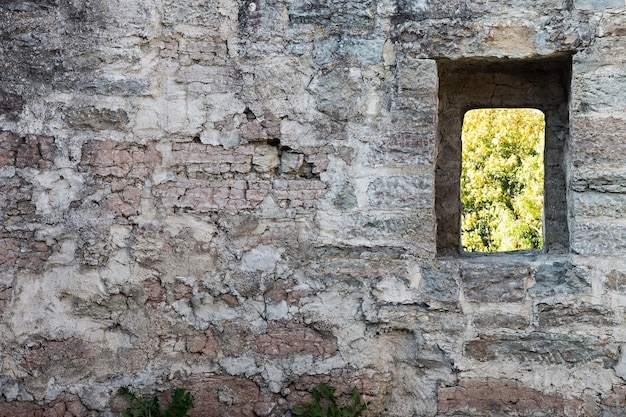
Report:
1,0,626,416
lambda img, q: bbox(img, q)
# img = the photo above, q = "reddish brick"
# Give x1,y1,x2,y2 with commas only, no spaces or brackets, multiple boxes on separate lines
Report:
0,393,87,417
22,338,95,372
247,322,337,356
0,288,11,314
172,143,254,177
1,176,35,217
181,376,263,417
273,179,327,208
438,378,583,416
261,112,281,138
104,185,141,217
0,91,24,119
171,281,192,300
0,131,55,169
0,231,51,273
0,131,20,166
16,135,56,169
153,179,270,212
187,334,206,353
245,180,272,205
0,238,20,267
219,293,239,306
301,145,331,174
335,145,356,164
186,329,218,358
79,140,161,179
263,279,291,303
241,119,267,141
142,278,165,303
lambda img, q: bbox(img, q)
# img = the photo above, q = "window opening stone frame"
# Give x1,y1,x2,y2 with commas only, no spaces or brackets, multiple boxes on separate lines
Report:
435,56,572,256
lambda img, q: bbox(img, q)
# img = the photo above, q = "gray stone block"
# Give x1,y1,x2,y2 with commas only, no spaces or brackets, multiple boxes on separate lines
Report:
462,263,529,303
465,332,619,368
421,262,460,303
574,0,624,10
536,303,615,327
531,262,590,296
473,311,530,330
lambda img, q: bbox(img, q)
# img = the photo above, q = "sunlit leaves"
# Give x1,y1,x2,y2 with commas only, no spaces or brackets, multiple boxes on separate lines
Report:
461,108,544,252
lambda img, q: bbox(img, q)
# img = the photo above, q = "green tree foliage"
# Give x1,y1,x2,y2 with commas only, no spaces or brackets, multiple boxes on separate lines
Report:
461,108,545,252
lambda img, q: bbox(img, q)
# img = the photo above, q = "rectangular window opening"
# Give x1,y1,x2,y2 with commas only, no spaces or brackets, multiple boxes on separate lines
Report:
461,108,545,253
435,56,571,257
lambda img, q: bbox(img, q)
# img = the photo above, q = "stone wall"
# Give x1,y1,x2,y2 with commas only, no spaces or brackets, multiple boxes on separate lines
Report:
1,0,626,416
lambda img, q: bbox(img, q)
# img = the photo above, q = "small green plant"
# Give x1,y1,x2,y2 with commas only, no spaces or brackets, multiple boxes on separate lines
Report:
120,387,195,417
292,383,368,417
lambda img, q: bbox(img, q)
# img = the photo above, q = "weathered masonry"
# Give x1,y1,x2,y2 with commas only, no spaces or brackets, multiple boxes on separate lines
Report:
1,1,626,416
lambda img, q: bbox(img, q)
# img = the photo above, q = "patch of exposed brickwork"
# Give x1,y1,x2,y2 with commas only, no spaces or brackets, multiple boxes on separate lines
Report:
0,175,51,271
154,137,329,213
247,322,337,356
0,231,51,272
0,134,54,272
273,179,327,209
153,178,267,212
263,278,306,305
0,131,19,166
0,131,55,169
172,143,254,176
79,140,160,179
162,371,384,417
103,182,141,217
1,176,36,218
79,140,160,219
16,135,56,169
1,130,56,171
0,393,87,417
438,378,584,416
20,338,95,373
